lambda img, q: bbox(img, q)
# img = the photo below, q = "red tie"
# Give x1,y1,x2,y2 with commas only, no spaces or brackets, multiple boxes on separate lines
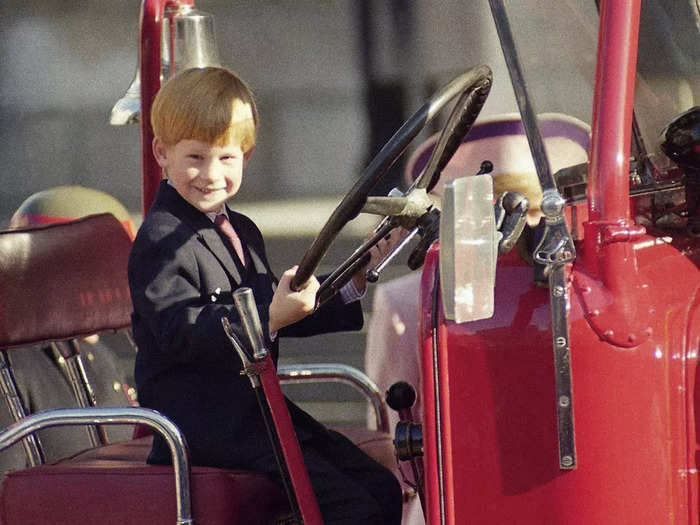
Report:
215,214,246,265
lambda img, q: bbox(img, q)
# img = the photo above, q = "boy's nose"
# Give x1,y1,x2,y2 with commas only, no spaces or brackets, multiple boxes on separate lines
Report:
200,162,221,183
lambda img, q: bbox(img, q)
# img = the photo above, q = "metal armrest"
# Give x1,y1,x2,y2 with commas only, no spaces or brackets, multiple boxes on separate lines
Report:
0,407,193,525
278,363,389,433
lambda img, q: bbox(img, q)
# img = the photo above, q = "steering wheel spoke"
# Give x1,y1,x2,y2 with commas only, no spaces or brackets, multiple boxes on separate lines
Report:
315,219,396,307
361,196,409,217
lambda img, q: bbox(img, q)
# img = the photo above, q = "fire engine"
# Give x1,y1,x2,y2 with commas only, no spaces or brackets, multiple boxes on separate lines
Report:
0,0,697,524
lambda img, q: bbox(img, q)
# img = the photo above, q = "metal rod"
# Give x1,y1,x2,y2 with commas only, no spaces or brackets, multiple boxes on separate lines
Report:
490,0,578,469
315,220,396,306
367,226,420,283
0,350,44,466
278,363,390,433
587,0,641,224
53,341,109,448
140,0,195,215
488,0,555,194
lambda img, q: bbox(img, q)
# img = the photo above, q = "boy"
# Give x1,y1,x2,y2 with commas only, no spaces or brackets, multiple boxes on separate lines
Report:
128,67,402,524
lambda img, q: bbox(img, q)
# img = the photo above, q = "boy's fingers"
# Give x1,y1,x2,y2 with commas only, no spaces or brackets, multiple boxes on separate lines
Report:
295,278,312,291
279,266,298,282
279,266,318,292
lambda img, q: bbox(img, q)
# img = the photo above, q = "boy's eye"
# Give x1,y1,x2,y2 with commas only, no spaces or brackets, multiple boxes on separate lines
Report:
187,154,203,160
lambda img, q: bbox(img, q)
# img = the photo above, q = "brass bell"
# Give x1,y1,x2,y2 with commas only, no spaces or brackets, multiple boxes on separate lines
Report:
109,5,222,126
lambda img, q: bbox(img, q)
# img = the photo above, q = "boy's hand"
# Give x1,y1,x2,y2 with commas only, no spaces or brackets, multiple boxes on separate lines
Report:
269,266,320,333
351,228,406,294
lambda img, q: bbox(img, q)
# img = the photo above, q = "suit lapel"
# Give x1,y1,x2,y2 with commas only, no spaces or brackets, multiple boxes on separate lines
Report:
197,227,243,285
226,208,271,278
157,182,242,285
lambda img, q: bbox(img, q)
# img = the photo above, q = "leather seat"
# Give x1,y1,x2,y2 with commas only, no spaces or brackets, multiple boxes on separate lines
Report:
0,431,398,525
0,436,289,525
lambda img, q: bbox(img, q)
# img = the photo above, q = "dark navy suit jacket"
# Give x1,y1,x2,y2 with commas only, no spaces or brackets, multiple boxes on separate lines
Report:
128,181,363,467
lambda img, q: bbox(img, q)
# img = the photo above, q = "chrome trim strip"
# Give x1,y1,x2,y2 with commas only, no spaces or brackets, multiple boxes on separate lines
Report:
431,271,446,525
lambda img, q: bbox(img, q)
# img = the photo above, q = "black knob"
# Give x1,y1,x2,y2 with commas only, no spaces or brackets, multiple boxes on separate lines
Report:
386,381,416,411
477,160,494,175
366,269,380,283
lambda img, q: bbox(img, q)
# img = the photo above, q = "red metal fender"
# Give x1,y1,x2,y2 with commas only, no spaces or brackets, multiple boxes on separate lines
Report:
420,235,700,524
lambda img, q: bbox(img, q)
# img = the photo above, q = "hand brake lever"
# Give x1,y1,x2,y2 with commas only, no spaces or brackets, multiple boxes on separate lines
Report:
232,288,268,360
222,287,323,525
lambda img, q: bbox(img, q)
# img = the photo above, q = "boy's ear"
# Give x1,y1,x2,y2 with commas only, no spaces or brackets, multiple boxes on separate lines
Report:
152,137,169,168
244,147,255,166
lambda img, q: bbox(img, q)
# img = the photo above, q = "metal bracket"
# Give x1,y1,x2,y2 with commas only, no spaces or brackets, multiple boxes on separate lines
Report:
548,264,576,469
495,191,530,254
534,190,577,470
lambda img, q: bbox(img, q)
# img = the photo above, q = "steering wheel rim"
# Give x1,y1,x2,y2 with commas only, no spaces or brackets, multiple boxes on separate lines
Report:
292,65,493,293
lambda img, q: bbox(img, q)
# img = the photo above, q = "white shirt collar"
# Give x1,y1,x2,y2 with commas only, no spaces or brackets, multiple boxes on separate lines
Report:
167,179,226,223
206,209,225,223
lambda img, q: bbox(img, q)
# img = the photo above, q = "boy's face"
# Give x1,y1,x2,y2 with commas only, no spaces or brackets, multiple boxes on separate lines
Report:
152,103,254,214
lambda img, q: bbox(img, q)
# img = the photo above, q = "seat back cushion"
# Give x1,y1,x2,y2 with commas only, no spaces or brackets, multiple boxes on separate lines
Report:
0,214,133,349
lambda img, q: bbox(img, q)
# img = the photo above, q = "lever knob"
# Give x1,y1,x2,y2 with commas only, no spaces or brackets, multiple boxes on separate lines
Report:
386,381,416,411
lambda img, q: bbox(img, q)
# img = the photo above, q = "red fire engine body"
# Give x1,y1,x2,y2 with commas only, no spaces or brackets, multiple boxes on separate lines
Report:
0,0,697,524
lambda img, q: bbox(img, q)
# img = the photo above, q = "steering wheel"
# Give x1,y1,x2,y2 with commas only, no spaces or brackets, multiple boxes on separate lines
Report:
292,65,493,305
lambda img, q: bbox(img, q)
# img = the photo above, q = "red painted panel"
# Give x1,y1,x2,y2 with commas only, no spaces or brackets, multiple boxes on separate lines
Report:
420,237,700,524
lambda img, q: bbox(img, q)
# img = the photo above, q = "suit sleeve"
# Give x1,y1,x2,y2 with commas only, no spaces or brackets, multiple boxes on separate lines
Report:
233,213,364,339
128,230,266,370
278,281,364,338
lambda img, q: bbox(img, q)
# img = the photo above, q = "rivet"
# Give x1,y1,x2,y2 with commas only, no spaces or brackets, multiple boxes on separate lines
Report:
561,455,574,467
553,286,565,297
559,395,570,407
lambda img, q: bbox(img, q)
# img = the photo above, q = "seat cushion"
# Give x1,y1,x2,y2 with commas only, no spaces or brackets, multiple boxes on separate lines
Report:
0,430,399,525
0,437,288,525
